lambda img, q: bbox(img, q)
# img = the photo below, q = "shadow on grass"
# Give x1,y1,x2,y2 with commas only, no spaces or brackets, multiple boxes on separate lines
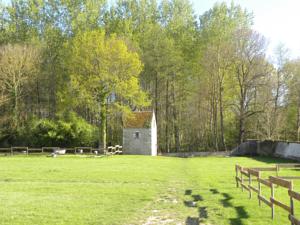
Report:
209,188,219,194
234,206,249,218
184,200,197,208
212,189,249,225
220,193,248,225
198,207,208,218
249,156,296,164
220,193,233,207
184,189,250,225
185,216,199,225
184,195,203,208
184,190,207,225
185,189,192,195
192,194,203,202
229,218,243,225
229,206,249,225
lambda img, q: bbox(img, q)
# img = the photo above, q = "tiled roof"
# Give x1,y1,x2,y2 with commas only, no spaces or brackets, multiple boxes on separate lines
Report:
124,111,152,128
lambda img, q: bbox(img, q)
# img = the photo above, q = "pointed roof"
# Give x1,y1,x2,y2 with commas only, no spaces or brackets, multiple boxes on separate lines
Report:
124,111,153,128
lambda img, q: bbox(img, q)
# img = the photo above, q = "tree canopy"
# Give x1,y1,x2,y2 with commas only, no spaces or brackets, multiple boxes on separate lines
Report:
0,0,299,151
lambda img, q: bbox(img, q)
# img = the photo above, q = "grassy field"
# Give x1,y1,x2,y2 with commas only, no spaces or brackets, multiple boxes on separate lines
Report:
1,155,300,225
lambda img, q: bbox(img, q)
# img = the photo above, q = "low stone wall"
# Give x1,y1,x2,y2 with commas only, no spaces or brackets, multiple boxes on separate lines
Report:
231,140,300,161
162,151,230,158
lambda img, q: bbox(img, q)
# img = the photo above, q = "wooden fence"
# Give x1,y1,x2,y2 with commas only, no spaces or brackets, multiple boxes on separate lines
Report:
0,146,102,155
0,145,123,155
75,147,93,154
235,164,300,225
11,146,29,155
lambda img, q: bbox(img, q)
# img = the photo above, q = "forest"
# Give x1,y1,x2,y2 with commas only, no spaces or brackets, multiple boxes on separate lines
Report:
0,0,300,152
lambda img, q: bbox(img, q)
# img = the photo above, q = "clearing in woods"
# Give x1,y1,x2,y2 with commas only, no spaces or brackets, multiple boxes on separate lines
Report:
0,155,299,225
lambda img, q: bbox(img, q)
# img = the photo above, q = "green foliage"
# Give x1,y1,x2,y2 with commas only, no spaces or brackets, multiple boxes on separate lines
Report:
66,29,149,147
26,114,98,147
67,30,148,108
1,0,299,150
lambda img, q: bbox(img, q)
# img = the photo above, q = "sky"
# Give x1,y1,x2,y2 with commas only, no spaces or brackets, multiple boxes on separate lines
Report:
191,0,300,59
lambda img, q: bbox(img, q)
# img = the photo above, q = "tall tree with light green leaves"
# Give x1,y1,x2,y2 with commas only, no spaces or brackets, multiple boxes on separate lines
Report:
199,2,253,148
140,23,183,152
284,60,300,140
67,30,148,148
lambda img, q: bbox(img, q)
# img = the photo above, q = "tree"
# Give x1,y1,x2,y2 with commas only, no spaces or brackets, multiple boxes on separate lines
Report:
266,44,290,139
1,0,298,150
140,24,183,152
67,30,148,148
199,2,253,149
233,29,269,143
0,44,41,129
158,0,196,151
285,60,300,140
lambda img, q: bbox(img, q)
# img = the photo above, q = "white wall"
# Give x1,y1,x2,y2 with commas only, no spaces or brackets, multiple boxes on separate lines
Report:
151,112,157,156
123,128,152,155
275,142,300,160
122,112,157,156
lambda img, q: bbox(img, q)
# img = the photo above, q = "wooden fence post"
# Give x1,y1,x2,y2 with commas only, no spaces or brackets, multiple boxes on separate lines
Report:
258,171,261,206
290,183,294,225
288,190,300,225
235,165,239,188
241,169,244,192
271,182,274,219
249,172,252,199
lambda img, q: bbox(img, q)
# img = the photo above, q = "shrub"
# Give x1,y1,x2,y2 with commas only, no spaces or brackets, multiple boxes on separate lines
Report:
26,114,98,147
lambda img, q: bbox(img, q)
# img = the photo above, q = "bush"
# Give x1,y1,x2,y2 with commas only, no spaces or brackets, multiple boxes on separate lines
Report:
26,114,98,147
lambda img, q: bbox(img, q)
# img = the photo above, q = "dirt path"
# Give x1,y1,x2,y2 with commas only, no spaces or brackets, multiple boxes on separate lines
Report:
139,160,210,225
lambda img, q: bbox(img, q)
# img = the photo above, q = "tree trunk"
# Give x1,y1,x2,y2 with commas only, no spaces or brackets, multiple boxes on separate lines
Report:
173,109,180,152
209,95,214,148
239,97,245,144
13,83,19,129
49,52,57,118
100,96,107,149
213,100,218,151
165,79,170,153
154,72,159,150
36,79,41,117
154,72,158,117
212,82,219,151
237,67,246,144
218,79,226,150
239,115,245,144
297,98,300,141
171,82,180,152
216,43,223,151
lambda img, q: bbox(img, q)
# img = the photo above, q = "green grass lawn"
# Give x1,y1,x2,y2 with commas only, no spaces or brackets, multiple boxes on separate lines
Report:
1,155,300,225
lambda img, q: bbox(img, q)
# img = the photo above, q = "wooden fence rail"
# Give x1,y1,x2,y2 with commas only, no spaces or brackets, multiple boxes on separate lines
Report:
235,164,300,225
0,146,108,155
269,176,293,221
75,147,93,154
11,146,29,155
235,164,278,189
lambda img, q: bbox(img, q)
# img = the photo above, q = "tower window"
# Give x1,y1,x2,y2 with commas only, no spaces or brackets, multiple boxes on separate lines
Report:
134,131,140,139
